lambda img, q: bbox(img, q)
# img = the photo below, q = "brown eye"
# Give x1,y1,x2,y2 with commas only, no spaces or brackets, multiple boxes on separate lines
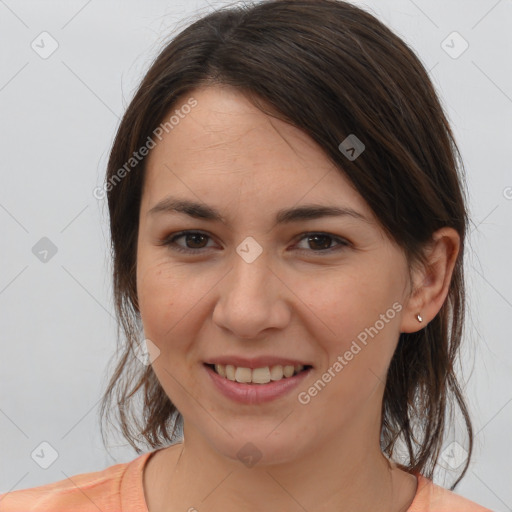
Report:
160,230,349,255
182,233,209,249
295,232,349,254
161,231,215,253
307,234,333,250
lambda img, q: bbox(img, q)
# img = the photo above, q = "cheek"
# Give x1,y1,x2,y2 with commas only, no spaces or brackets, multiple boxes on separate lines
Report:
136,262,207,400
136,258,193,345
297,261,405,390
138,263,171,316
300,264,402,340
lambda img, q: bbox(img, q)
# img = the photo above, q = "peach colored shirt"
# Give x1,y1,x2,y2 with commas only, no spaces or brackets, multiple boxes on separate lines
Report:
0,449,493,511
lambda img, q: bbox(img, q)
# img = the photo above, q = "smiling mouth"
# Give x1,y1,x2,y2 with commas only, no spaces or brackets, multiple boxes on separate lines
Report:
205,363,313,385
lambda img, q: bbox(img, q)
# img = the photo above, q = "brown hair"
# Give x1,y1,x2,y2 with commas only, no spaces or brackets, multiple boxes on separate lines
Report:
100,0,473,488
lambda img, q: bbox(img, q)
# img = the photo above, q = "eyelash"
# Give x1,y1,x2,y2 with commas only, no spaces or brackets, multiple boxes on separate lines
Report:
159,230,350,255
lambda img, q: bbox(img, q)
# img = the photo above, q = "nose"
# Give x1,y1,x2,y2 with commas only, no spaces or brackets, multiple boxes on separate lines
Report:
212,248,291,339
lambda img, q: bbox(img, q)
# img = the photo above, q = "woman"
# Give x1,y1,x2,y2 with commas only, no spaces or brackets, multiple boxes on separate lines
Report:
0,0,493,510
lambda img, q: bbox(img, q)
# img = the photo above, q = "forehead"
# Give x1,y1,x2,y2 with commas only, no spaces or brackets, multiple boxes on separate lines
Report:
142,85,371,218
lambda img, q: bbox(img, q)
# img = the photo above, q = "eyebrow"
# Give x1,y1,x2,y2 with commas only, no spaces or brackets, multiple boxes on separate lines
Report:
147,197,370,226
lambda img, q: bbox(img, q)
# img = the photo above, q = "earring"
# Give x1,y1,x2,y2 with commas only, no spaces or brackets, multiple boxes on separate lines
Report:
416,314,423,323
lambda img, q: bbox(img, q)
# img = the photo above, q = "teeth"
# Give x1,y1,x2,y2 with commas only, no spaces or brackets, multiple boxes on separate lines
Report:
225,364,235,381
269,365,284,381
215,364,226,378
251,366,271,384
213,364,305,384
283,365,295,378
235,366,252,383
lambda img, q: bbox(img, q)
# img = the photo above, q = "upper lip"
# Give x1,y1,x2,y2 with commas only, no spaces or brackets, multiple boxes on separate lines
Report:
204,356,313,369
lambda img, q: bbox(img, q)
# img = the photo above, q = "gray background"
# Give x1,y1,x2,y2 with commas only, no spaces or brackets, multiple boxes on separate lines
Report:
0,0,511,510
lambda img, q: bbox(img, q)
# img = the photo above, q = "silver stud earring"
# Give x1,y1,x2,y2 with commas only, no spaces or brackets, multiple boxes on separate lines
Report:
416,314,423,322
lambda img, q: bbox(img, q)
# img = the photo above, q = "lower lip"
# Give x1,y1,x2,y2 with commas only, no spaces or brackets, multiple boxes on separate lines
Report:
204,364,313,405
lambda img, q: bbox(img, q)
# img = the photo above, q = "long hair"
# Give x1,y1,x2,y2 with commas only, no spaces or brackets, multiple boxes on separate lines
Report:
99,0,472,488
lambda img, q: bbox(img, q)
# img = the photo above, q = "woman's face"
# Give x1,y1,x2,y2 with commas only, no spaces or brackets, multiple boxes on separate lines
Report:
136,84,413,464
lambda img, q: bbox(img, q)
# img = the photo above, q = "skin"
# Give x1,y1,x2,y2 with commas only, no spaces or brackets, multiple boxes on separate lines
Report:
136,84,460,512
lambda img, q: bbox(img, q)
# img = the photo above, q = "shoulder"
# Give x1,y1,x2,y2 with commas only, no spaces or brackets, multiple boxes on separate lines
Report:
0,451,152,512
409,474,494,512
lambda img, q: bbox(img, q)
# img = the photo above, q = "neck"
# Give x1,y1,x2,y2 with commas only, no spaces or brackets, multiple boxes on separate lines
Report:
148,410,416,512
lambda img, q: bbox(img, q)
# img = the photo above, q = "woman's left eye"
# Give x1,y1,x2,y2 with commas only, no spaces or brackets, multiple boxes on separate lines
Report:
294,233,349,253
159,231,349,255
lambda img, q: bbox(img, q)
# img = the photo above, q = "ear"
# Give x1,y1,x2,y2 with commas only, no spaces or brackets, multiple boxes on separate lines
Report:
400,227,460,333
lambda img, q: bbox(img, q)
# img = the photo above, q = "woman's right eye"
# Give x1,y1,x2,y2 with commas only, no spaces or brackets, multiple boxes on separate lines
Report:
160,231,216,254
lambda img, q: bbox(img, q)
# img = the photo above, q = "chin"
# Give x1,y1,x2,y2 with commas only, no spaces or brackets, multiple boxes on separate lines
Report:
203,426,309,468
